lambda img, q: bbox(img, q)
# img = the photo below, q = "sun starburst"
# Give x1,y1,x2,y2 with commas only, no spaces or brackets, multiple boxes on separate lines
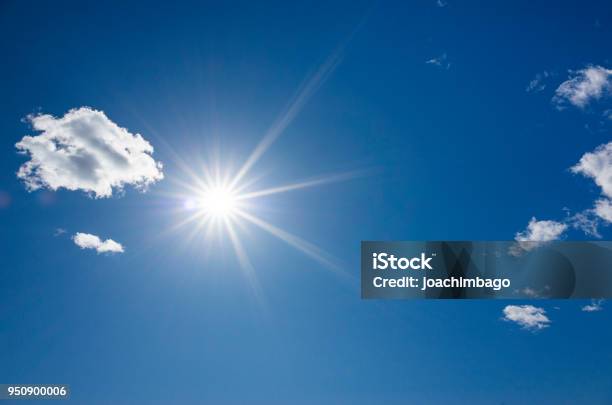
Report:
148,42,366,302
194,184,238,219
173,162,360,275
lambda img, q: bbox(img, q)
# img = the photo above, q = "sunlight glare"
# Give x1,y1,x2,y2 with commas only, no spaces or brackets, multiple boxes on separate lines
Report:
199,186,237,218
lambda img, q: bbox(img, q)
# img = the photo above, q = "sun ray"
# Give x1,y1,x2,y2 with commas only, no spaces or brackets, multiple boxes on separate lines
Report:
162,158,362,280
235,209,343,273
230,49,344,189
162,209,208,237
223,218,266,307
236,170,367,201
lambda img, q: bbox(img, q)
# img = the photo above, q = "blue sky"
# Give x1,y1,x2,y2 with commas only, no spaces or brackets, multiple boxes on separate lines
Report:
1,0,612,403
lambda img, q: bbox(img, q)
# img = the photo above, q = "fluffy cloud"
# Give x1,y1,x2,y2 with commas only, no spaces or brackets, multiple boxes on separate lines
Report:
594,199,612,223
16,107,163,198
511,217,567,255
582,299,604,312
503,305,551,330
73,232,124,254
553,65,612,108
570,141,612,222
572,141,612,199
515,217,567,242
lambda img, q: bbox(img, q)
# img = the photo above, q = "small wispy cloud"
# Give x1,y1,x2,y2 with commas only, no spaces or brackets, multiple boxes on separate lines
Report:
503,305,551,331
436,0,448,7
426,53,451,70
526,71,550,93
521,287,540,298
582,299,604,312
515,286,550,299
54,228,67,237
72,232,124,254
553,65,612,109
568,209,602,238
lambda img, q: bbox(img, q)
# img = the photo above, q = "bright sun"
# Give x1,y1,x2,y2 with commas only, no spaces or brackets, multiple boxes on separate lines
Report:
168,46,357,281
199,186,237,218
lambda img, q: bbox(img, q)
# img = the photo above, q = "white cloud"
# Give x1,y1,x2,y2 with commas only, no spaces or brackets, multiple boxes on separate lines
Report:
570,141,612,224
503,305,551,330
436,0,447,7
594,199,612,223
582,299,604,312
569,141,612,223
16,107,163,198
511,217,567,256
72,232,124,254
512,140,612,242
553,65,612,108
526,71,550,93
516,217,566,243
569,209,602,237
515,217,567,242
572,141,612,199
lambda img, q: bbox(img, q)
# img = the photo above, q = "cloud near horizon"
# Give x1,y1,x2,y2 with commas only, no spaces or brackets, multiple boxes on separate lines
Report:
16,107,164,198
503,305,551,330
72,232,124,254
